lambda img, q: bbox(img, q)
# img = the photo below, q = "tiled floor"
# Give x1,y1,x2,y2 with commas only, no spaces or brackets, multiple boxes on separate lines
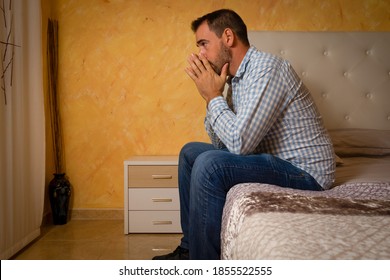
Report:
11,220,182,260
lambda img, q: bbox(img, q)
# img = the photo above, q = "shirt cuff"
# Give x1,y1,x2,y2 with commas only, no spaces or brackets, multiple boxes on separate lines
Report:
207,96,229,124
208,96,227,111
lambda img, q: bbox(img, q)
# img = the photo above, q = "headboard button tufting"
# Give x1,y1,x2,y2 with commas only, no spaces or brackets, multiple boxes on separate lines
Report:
248,31,390,130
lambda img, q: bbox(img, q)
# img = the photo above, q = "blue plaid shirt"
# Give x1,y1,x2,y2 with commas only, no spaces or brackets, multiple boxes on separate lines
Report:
205,46,335,189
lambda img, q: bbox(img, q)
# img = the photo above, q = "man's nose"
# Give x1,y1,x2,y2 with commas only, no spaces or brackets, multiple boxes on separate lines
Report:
198,48,206,57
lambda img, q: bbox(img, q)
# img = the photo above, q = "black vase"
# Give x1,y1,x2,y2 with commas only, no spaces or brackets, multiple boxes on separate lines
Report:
48,173,71,225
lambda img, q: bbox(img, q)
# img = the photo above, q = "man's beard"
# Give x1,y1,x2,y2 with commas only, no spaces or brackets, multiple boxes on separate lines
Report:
210,42,231,75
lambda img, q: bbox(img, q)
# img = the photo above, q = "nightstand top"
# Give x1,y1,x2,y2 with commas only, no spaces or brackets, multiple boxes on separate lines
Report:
124,155,178,166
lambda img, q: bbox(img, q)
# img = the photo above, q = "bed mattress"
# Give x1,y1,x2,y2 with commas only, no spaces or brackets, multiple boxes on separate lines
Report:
221,156,390,259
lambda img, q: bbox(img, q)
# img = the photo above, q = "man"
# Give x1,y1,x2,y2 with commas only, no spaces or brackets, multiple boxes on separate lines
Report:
153,9,335,260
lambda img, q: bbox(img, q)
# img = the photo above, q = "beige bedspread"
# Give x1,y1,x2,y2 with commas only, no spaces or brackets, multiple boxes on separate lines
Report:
221,156,390,259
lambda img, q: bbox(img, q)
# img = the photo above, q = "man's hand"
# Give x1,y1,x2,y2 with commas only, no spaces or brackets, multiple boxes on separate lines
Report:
185,53,228,105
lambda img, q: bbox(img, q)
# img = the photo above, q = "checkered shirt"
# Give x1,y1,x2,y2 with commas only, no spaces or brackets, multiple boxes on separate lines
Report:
205,46,335,189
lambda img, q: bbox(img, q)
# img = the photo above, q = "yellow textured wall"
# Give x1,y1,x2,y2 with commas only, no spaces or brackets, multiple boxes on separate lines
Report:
51,0,390,209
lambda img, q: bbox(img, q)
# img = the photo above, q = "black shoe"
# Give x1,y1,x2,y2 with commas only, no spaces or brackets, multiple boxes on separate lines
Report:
152,246,189,260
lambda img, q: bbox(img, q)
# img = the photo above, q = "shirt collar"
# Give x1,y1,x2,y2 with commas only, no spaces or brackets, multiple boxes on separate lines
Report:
233,46,257,80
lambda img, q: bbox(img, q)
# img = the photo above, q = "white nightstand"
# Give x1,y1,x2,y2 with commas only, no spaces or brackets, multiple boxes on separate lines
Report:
124,156,181,234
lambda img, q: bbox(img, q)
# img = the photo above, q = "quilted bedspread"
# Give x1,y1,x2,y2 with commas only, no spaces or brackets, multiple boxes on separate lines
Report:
221,182,390,259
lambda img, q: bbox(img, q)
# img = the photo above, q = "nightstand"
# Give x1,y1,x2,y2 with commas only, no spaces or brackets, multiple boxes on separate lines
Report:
124,156,181,234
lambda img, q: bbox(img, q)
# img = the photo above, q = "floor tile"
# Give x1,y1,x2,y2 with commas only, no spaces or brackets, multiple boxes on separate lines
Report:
12,220,182,260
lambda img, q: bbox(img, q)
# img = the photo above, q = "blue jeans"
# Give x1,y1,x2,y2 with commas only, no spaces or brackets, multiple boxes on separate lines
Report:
178,142,323,260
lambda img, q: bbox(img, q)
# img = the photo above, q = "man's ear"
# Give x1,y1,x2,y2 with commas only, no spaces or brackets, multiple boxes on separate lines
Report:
223,28,235,47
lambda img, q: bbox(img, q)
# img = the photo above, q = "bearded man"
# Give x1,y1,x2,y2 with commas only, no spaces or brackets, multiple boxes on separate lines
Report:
153,9,335,260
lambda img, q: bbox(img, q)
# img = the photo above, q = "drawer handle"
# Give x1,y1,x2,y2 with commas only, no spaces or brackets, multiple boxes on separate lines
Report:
153,221,173,225
152,198,173,202
152,175,173,179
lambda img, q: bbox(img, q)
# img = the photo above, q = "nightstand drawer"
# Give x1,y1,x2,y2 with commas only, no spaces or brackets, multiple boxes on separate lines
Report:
129,188,179,210
128,165,178,188
124,156,179,234
128,211,181,233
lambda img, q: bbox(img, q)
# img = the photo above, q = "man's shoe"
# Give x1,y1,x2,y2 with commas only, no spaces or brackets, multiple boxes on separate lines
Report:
152,246,189,260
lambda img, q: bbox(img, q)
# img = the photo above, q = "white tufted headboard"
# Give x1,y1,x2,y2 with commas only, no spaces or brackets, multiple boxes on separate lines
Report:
248,32,390,130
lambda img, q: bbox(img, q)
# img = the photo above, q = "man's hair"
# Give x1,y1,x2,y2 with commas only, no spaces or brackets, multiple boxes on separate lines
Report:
191,9,250,46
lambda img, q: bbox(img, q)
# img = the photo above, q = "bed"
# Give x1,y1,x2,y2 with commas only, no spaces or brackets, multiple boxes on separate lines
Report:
220,32,390,259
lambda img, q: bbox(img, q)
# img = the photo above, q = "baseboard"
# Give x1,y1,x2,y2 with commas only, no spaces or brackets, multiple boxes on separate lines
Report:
2,228,41,259
41,210,52,226
69,208,123,220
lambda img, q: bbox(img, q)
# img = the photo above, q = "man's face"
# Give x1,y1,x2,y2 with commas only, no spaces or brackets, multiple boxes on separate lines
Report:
195,22,231,75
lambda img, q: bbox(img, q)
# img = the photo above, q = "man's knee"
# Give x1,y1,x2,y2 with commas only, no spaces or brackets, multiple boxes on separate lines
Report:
180,142,217,166
180,142,196,156
192,150,226,176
